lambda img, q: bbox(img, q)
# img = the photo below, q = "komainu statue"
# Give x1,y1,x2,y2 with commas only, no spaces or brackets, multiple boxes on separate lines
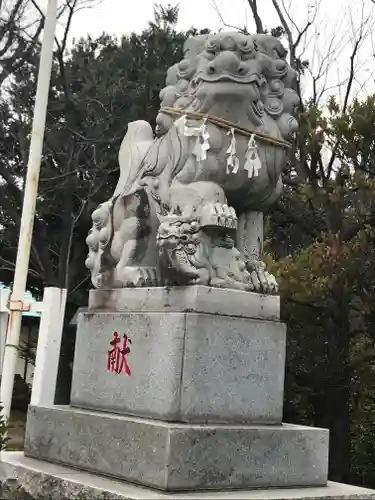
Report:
85,32,299,293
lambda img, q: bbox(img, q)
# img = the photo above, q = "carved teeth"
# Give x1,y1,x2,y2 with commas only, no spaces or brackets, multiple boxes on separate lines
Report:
199,202,238,229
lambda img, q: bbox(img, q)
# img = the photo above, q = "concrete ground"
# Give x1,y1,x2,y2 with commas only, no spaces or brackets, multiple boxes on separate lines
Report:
2,452,375,500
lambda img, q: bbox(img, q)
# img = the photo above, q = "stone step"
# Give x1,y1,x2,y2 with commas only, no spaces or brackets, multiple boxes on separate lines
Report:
25,405,328,492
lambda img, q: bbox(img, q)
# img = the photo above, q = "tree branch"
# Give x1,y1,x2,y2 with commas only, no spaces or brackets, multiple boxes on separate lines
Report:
325,14,365,179
61,0,78,54
271,0,295,66
246,0,265,33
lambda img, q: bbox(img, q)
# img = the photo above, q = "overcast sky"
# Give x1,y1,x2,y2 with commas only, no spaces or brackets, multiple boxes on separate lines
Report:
61,0,352,41
35,0,375,103
65,0,276,39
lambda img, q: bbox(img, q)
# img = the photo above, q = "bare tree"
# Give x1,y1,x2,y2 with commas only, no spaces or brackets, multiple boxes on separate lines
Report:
0,0,43,87
247,0,265,33
0,0,103,87
0,0,105,292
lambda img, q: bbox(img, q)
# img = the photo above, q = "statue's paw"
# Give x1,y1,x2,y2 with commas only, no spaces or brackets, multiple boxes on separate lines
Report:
119,266,159,287
248,261,279,295
210,274,253,291
200,202,237,230
191,268,210,285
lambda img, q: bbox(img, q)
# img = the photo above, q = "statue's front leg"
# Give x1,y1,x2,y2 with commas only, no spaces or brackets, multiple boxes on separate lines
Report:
236,211,278,294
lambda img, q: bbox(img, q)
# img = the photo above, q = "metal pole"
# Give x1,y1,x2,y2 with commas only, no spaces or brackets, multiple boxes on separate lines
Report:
0,0,58,421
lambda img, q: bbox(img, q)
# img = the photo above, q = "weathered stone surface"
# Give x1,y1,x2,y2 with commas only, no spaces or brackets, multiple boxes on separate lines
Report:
70,310,286,424
88,286,280,320
180,313,285,423
71,311,185,421
2,452,375,499
24,405,328,491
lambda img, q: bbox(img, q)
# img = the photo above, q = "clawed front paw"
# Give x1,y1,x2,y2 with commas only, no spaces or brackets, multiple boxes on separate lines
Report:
119,266,159,287
247,261,278,294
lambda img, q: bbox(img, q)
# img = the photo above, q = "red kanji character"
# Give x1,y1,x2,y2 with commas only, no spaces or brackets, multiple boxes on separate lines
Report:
107,331,131,376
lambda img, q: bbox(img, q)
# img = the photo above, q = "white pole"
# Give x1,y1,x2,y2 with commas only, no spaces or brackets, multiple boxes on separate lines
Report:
0,0,58,421
30,288,67,407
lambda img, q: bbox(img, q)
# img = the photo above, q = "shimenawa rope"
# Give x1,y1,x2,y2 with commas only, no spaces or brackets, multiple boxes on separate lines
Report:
160,106,292,150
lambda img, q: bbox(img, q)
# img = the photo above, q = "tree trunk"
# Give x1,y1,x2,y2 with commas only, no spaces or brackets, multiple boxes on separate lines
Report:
313,287,352,483
326,374,351,482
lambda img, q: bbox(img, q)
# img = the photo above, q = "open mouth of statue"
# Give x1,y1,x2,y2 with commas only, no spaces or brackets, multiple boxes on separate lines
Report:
194,72,261,85
188,73,265,122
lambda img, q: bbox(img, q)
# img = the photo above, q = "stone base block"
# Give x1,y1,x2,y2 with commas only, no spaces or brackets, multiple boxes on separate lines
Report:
2,452,375,500
25,405,328,492
88,286,280,320
71,306,286,424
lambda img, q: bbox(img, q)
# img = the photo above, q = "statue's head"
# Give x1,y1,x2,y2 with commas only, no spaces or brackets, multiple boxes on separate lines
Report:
187,34,267,124
157,213,201,260
156,32,299,140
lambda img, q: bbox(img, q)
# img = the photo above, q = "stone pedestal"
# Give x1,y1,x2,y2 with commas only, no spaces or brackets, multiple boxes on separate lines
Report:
70,295,285,424
22,286,332,494
25,406,328,491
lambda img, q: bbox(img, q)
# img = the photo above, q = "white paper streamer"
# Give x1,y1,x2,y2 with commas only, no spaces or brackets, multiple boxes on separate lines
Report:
226,128,239,174
176,115,210,162
244,134,262,178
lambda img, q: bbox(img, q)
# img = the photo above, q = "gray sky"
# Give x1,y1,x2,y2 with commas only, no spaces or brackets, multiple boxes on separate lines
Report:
36,0,375,103
66,0,270,38
63,0,338,40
